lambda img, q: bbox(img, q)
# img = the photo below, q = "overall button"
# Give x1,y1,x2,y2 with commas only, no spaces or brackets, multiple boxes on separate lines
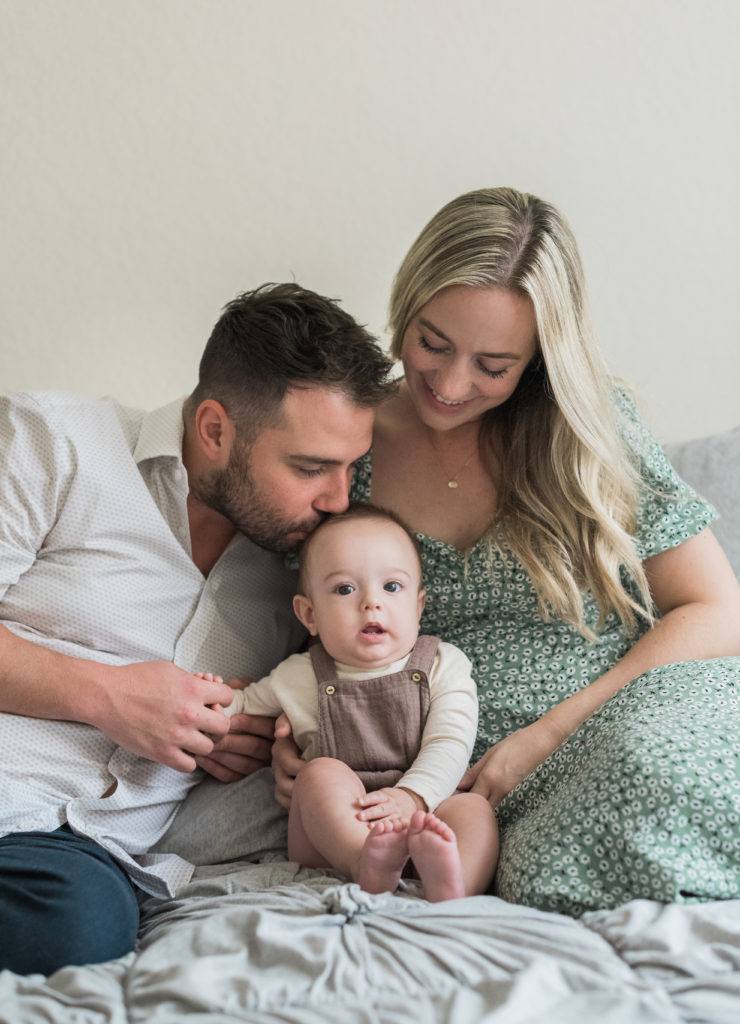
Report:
411,673,422,682
325,685,335,695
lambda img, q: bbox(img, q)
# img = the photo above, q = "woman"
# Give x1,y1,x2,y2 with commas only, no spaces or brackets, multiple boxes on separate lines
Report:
277,187,740,915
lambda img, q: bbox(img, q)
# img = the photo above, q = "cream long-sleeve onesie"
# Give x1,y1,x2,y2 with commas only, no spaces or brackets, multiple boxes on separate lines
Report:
227,641,478,812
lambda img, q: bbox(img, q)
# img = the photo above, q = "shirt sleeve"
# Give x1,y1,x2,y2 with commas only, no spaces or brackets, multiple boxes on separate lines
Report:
225,671,284,718
396,641,478,812
0,393,75,601
614,388,717,561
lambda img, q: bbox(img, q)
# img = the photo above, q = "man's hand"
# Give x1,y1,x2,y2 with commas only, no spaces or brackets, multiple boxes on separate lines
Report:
189,674,278,783
272,713,302,808
356,786,425,824
196,709,276,782
92,660,237,772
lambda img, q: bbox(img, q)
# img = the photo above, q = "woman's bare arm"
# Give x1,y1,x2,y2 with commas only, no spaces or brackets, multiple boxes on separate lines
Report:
462,528,740,806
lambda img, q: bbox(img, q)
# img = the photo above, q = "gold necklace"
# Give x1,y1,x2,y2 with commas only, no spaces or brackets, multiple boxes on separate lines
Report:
446,450,476,488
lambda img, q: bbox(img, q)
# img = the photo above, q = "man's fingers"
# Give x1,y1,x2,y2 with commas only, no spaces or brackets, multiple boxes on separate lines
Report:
214,727,272,763
227,712,277,740
196,753,265,782
274,712,292,738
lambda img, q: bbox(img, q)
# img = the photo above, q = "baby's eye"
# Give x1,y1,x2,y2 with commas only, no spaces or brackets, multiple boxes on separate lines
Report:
334,584,355,596
383,581,402,593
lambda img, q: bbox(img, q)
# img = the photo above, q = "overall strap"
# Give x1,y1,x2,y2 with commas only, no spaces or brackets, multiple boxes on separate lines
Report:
404,635,440,678
309,641,338,684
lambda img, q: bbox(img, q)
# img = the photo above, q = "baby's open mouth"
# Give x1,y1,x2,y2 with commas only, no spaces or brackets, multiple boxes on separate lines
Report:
361,624,385,635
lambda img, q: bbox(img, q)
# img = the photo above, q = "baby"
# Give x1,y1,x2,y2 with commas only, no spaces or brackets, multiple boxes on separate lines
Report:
205,503,497,901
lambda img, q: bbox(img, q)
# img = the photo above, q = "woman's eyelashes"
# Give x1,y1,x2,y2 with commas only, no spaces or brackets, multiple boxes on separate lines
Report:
418,334,445,355
417,335,509,379
477,363,508,380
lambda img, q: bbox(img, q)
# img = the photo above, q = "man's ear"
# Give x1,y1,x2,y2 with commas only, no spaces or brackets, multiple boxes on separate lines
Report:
194,400,235,465
293,593,319,635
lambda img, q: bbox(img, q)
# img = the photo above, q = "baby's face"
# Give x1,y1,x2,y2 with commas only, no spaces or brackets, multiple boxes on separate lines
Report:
294,518,425,668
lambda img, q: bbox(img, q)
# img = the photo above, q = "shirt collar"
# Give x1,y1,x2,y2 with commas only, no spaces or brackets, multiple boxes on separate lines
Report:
133,398,186,466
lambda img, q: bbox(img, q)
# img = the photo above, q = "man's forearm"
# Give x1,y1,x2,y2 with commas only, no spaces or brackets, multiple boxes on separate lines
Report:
0,623,112,724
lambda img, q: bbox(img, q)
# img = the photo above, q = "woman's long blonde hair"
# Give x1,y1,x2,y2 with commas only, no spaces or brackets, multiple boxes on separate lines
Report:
390,187,652,637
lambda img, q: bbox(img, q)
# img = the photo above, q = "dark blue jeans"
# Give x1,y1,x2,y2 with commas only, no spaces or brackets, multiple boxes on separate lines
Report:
0,825,140,975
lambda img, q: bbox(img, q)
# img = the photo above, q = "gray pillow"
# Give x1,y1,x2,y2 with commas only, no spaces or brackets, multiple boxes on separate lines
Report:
664,426,740,581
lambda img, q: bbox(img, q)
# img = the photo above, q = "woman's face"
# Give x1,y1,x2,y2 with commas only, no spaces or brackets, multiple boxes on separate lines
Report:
400,285,538,431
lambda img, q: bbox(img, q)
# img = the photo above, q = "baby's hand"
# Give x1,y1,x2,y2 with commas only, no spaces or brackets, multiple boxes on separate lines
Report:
195,672,226,712
195,671,223,684
356,786,426,824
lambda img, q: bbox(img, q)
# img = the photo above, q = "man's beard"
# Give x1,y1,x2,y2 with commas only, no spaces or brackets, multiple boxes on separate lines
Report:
192,441,324,553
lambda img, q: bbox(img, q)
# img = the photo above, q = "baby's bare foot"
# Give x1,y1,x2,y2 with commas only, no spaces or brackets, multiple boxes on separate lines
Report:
357,818,410,894
407,811,464,902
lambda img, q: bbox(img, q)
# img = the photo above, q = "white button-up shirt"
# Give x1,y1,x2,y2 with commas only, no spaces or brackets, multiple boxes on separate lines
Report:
0,391,306,896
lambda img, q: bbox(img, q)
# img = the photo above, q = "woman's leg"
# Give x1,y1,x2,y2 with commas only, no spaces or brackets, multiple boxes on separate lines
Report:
288,757,410,892
0,825,140,976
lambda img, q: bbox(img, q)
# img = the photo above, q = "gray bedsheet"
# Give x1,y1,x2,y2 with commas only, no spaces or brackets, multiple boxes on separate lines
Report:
2,859,739,1023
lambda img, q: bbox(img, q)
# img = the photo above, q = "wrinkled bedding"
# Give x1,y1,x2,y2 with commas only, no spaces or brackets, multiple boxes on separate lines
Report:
3,429,739,1024
2,859,739,1023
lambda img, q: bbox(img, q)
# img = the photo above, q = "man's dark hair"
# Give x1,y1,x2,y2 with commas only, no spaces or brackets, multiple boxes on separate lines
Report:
186,283,396,437
296,502,424,595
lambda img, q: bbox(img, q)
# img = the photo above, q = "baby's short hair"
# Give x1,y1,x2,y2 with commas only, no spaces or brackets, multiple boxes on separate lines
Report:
296,502,423,595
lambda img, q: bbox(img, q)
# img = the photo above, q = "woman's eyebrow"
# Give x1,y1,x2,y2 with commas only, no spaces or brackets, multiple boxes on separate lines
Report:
419,317,453,344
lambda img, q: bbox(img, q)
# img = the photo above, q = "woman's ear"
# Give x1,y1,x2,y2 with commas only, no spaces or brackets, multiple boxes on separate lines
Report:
293,593,319,635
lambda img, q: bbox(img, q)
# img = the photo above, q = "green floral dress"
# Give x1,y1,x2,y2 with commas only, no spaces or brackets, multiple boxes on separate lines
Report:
351,393,740,916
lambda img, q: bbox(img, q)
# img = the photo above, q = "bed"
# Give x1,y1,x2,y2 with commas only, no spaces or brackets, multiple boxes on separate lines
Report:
2,425,739,1024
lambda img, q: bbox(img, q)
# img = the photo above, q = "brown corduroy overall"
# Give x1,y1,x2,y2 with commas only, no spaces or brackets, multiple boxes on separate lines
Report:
310,635,439,791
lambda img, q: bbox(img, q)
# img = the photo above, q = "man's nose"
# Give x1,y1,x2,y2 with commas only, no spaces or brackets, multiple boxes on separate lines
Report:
313,471,350,515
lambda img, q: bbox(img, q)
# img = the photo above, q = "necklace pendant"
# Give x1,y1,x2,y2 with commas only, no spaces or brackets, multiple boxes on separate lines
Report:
448,480,459,489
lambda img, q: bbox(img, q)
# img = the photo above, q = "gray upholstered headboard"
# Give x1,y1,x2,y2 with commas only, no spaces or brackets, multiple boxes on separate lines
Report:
664,426,740,581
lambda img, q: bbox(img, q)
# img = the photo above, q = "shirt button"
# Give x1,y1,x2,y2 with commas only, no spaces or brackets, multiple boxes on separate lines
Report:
411,672,422,682
325,685,335,695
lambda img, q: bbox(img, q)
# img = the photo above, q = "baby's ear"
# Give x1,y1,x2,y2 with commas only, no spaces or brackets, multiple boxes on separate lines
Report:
417,588,427,618
293,593,319,635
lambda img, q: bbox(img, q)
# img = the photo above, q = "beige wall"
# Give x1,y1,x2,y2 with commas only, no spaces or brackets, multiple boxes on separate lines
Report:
1,0,737,442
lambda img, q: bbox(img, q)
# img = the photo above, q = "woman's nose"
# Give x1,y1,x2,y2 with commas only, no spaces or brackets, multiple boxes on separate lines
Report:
434,360,472,401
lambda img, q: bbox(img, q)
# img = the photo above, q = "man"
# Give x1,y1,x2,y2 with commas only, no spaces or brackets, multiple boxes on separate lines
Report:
0,283,395,975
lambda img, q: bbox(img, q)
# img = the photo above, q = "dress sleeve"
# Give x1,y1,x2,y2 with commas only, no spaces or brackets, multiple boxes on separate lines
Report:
614,388,717,561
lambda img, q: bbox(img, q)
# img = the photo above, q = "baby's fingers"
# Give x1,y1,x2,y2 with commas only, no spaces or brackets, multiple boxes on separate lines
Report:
357,790,385,808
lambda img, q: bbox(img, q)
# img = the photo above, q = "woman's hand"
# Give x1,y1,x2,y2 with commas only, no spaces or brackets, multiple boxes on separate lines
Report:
356,786,426,824
459,722,563,808
272,713,303,808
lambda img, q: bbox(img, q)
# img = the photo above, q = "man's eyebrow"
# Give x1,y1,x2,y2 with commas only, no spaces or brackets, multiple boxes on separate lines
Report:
418,316,520,360
288,446,373,466
289,455,343,466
